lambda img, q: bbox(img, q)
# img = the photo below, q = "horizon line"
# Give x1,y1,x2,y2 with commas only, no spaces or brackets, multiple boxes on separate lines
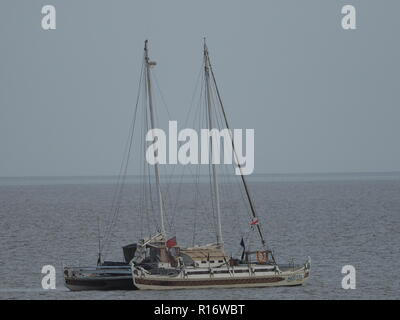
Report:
1,170,400,180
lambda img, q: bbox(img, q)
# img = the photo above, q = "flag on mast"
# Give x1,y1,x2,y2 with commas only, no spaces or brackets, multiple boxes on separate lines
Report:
250,218,259,225
240,237,245,249
240,237,246,260
166,236,177,248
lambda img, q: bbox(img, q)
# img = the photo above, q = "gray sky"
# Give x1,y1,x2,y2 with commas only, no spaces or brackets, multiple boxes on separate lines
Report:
1,0,399,177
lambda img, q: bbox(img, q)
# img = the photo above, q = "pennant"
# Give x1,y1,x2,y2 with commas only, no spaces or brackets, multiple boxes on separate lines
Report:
240,237,245,249
166,236,177,248
240,237,246,261
250,218,259,225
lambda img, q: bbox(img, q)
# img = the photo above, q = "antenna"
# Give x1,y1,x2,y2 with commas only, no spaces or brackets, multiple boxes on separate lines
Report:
97,217,102,266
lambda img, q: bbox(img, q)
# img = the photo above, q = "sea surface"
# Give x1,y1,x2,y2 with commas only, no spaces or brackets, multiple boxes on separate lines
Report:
0,173,399,300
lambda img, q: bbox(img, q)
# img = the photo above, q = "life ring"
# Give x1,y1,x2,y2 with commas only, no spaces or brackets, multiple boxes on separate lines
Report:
256,251,268,264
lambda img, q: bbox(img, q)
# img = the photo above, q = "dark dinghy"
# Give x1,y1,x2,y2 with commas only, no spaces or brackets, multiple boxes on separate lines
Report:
64,244,138,291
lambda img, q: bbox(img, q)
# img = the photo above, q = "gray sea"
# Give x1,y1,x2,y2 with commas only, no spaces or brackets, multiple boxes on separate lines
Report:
0,173,399,300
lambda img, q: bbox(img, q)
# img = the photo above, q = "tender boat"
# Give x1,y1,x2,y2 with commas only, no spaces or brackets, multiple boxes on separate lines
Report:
64,264,134,291
63,243,137,291
63,234,167,291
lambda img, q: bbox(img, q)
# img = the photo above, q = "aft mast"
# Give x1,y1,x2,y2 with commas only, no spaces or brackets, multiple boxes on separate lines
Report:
204,40,268,252
144,40,166,237
203,39,223,247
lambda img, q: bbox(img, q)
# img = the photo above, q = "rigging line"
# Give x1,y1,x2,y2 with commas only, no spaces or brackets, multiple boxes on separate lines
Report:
139,74,147,236
208,104,221,241
190,76,211,241
146,164,157,231
142,140,150,237
209,81,232,234
144,74,159,232
210,79,253,225
141,69,157,239
149,69,172,235
103,131,136,257
220,157,248,240
152,70,172,120
139,95,150,238
150,67,176,216
159,62,204,208
161,63,205,234
162,181,176,233
139,67,155,237
166,79,208,234
101,89,138,249
192,160,201,246
144,63,160,232
206,50,267,249
104,54,149,257
166,164,188,233
102,57,145,250
153,108,169,232
168,165,202,236
204,89,218,242
101,57,145,255
204,44,223,246
183,61,205,127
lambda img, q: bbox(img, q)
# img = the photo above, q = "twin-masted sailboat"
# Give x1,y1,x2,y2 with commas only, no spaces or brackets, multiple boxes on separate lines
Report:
63,39,310,291
130,40,311,290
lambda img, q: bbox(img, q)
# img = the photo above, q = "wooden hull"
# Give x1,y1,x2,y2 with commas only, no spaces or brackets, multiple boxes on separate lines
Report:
132,262,311,290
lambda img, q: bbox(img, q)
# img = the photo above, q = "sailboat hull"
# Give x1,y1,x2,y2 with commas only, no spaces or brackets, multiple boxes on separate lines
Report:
132,261,310,290
65,277,136,291
64,265,137,291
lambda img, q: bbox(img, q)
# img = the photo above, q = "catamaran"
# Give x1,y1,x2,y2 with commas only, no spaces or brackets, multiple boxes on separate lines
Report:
130,40,311,290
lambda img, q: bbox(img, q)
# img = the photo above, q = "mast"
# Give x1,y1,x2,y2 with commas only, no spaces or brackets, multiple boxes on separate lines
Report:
97,217,102,265
205,41,267,250
144,40,166,237
204,40,223,247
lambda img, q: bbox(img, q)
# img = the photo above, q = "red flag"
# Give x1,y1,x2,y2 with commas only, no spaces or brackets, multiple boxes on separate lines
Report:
166,236,177,248
250,218,259,225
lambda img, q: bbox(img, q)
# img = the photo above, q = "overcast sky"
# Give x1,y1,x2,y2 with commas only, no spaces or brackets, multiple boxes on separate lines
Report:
0,0,399,177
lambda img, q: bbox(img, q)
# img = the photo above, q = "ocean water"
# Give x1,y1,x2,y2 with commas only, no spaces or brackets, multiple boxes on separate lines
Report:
0,174,399,299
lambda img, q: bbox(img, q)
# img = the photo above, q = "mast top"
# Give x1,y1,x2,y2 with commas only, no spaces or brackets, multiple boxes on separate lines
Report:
203,38,209,55
144,40,157,66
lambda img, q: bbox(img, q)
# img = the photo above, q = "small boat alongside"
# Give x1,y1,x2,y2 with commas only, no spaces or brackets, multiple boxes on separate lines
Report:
63,234,167,291
64,264,134,291
63,243,138,291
